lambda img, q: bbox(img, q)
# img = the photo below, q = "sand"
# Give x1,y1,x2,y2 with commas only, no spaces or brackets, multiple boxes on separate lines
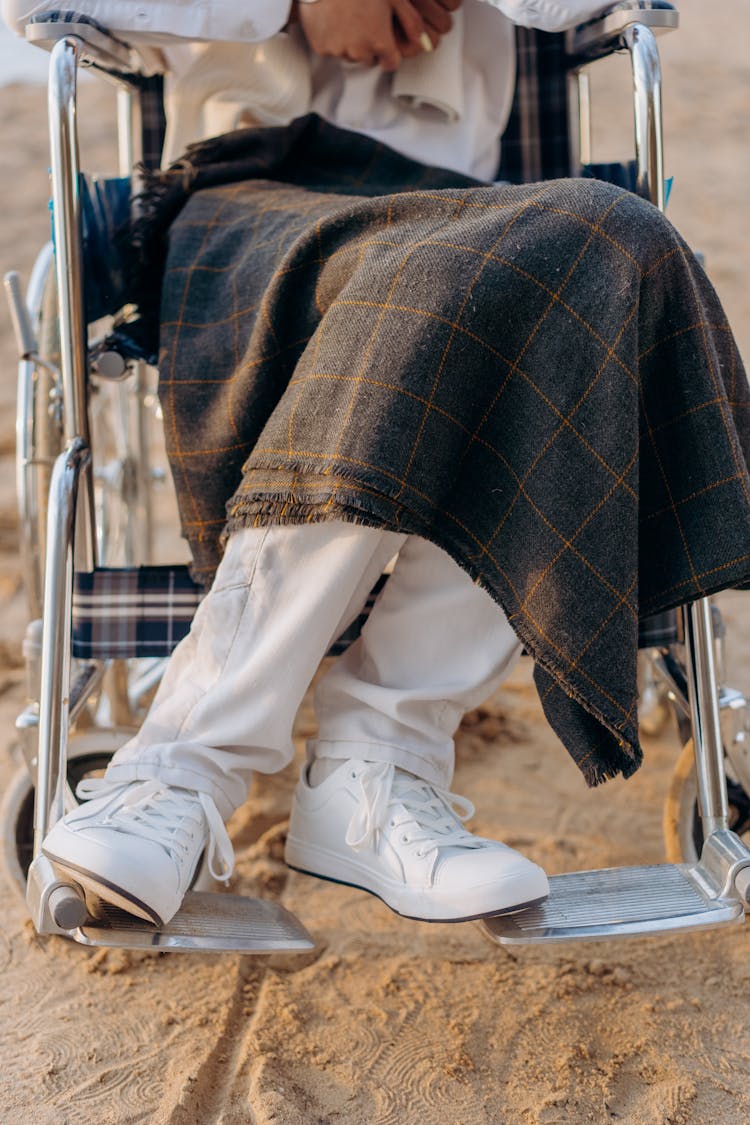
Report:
1,2,750,1121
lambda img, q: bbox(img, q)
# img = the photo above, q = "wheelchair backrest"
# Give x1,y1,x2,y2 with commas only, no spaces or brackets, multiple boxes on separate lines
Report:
499,28,571,184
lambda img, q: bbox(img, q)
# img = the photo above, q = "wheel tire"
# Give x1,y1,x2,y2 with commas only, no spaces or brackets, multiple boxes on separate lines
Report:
663,738,750,864
1,729,125,899
24,251,161,726
26,259,65,609
663,739,701,863
1,729,216,903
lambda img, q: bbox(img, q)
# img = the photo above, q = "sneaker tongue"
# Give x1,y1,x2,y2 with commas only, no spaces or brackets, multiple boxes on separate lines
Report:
393,778,452,830
396,782,431,805
393,776,435,808
390,772,482,852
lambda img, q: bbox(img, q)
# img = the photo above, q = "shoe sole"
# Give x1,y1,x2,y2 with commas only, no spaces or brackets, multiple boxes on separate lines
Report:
286,861,548,923
42,849,165,927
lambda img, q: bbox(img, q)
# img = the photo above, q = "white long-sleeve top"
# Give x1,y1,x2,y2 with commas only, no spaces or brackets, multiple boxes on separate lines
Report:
3,0,613,176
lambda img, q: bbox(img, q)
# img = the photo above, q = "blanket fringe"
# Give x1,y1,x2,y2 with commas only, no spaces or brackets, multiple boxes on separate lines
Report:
225,496,643,788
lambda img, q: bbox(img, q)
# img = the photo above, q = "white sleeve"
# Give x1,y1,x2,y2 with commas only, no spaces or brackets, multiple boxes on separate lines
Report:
2,0,294,43
477,0,617,33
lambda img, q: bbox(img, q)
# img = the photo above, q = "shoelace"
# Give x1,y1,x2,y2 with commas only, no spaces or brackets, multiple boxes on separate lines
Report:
345,762,484,855
76,777,234,884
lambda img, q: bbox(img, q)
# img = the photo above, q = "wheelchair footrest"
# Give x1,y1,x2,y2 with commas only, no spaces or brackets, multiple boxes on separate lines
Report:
480,863,744,945
72,891,315,953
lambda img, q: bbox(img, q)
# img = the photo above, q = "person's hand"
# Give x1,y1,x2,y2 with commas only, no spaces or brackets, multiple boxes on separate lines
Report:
403,0,463,47
295,0,457,72
395,0,463,56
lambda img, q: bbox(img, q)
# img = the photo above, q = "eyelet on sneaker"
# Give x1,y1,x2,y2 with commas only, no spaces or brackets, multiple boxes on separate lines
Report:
350,770,357,779
401,834,409,844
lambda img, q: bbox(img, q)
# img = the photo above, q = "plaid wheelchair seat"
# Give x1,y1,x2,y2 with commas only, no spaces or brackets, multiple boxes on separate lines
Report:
71,567,203,659
71,566,387,659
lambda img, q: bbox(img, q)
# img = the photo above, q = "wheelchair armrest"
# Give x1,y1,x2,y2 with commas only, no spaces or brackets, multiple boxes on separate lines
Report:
568,1,678,62
25,11,165,77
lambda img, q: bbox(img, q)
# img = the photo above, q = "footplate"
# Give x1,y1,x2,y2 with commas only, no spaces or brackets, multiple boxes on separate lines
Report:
72,892,315,953
480,863,744,944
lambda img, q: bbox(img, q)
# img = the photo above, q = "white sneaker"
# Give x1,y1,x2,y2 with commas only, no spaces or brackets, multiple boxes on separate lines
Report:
285,760,549,922
41,778,234,926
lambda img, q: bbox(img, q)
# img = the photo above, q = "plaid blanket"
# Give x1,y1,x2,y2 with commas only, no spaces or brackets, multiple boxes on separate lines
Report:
147,116,750,786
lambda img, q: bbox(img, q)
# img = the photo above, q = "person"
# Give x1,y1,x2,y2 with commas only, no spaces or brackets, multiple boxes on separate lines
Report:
11,0,750,929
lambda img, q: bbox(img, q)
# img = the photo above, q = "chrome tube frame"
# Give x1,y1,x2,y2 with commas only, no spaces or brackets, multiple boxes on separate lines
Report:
130,362,154,564
31,37,97,857
624,23,665,210
32,38,158,839
683,601,729,834
49,38,90,456
33,438,89,853
568,4,678,61
576,70,592,169
116,88,139,176
48,36,97,577
116,86,154,564
620,24,730,840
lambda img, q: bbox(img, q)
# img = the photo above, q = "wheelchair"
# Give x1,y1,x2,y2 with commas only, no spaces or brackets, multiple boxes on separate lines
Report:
4,0,750,953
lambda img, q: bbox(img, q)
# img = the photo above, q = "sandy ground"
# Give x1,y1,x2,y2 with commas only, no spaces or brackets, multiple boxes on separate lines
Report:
1,2,750,1122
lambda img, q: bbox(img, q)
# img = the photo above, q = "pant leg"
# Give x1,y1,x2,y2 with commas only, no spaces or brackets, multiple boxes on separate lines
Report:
311,535,522,789
106,520,405,818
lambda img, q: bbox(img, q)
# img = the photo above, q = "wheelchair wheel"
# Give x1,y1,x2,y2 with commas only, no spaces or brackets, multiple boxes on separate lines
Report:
35,256,64,496
663,739,750,863
19,242,158,590
1,730,121,899
2,728,215,903
20,246,166,726
15,246,65,615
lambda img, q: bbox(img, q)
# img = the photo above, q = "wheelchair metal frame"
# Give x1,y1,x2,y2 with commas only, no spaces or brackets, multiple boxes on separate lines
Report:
7,3,750,948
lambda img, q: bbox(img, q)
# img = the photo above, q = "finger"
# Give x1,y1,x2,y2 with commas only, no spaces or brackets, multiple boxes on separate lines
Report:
370,18,404,71
394,26,422,59
391,0,430,47
376,41,403,71
396,24,438,55
346,38,401,71
414,0,453,35
346,48,378,67
393,10,433,57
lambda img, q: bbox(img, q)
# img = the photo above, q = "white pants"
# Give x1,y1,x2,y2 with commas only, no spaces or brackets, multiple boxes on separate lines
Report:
106,522,522,819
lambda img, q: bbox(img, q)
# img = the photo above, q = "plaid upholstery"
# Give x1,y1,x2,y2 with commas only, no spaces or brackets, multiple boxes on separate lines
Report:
71,566,679,657
498,28,570,184
497,4,677,182
329,574,389,657
138,75,167,172
71,564,384,659
72,567,203,659
149,117,750,787
29,9,116,35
